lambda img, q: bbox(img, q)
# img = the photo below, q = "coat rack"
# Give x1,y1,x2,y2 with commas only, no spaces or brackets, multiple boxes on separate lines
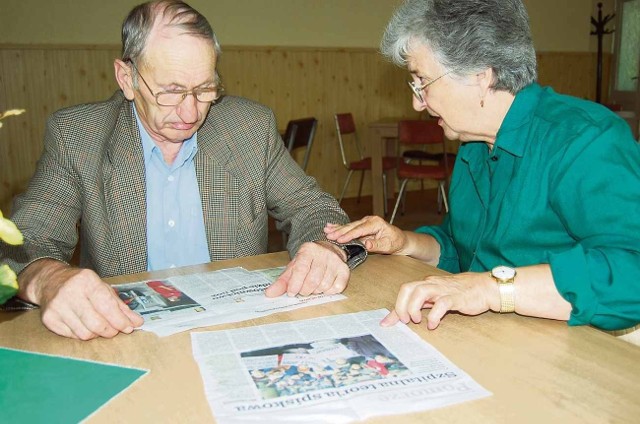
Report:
590,2,615,104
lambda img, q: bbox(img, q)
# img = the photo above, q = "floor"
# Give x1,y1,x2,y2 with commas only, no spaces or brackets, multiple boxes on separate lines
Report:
268,188,446,252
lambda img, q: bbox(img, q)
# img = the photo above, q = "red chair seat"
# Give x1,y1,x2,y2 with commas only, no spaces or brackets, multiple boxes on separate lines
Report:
397,162,448,180
348,156,397,171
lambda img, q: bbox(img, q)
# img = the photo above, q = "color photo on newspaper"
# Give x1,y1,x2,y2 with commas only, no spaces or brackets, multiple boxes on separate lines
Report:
115,280,203,316
242,335,411,399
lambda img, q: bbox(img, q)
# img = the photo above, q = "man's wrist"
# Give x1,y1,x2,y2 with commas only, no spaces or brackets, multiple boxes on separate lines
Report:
18,258,69,305
315,240,348,262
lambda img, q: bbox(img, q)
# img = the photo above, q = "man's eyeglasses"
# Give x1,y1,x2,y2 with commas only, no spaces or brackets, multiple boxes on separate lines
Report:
126,60,223,106
407,72,449,103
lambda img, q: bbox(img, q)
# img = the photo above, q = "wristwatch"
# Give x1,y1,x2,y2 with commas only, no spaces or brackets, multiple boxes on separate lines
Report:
326,240,368,270
491,265,516,313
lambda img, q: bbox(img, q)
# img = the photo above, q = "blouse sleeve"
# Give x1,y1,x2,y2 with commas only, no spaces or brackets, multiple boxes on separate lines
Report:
415,214,461,273
547,120,640,330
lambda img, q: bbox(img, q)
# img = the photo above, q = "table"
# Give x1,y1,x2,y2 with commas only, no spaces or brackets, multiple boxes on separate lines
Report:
1,252,639,423
368,119,401,217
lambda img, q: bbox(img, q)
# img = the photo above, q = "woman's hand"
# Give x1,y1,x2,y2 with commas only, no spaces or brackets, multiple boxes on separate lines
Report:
381,272,500,330
324,216,408,255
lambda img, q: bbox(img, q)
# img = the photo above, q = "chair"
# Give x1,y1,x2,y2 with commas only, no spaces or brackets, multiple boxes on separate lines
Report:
282,117,317,171
334,113,397,216
390,120,452,224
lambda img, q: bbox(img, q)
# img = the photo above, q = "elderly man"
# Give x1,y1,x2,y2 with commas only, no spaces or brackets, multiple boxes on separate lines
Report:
1,0,365,340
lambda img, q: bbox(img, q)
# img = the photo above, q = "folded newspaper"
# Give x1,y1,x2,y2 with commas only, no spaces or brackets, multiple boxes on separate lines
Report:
115,267,345,337
191,309,491,423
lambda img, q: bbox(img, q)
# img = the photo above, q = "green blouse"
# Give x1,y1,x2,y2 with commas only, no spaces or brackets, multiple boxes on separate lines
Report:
416,83,640,331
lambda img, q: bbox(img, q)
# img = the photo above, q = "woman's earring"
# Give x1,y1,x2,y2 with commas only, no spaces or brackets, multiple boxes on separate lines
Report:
480,99,485,108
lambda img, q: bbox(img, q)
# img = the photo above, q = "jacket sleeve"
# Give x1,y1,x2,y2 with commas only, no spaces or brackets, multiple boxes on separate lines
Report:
259,110,353,258
547,121,640,330
1,112,82,274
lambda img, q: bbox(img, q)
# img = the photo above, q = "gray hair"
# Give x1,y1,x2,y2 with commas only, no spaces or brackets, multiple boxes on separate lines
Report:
381,0,537,94
121,0,222,63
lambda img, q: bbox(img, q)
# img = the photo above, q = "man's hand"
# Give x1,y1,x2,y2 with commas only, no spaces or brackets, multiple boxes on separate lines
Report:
19,259,144,340
380,272,499,330
265,241,350,297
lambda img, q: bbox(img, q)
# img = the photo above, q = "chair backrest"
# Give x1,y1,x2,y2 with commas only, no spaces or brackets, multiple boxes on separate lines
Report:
398,119,450,169
283,117,317,171
334,113,364,168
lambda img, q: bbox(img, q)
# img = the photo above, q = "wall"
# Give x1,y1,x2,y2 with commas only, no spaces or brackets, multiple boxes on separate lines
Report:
1,0,604,51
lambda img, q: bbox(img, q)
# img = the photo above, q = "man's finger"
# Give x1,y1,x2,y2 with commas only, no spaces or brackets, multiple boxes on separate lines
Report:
93,287,141,334
265,266,293,297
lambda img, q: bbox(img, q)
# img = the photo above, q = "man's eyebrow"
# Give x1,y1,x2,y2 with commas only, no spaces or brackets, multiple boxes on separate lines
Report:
160,79,217,91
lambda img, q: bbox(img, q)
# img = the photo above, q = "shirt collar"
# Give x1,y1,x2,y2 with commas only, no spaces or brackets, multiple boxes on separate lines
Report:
133,103,198,167
492,82,543,158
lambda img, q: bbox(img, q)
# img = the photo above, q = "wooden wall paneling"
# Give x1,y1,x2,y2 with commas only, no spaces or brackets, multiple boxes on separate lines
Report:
0,46,120,213
0,45,611,216
537,52,611,102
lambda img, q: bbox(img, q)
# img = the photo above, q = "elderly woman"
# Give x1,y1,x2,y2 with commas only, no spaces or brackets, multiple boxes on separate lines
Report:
325,0,640,344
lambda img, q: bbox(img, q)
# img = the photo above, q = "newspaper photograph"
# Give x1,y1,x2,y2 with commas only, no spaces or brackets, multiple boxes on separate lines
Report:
115,267,345,337
191,309,491,424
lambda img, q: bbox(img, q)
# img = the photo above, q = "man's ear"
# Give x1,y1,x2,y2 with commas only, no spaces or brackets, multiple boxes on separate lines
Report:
114,59,135,101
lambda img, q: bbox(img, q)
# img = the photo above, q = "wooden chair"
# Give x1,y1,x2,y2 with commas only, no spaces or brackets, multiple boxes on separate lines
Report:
282,117,318,171
390,120,452,224
334,113,396,216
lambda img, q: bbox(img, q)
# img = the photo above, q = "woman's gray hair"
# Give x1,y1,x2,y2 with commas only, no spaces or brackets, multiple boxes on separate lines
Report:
381,0,537,94
121,0,222,63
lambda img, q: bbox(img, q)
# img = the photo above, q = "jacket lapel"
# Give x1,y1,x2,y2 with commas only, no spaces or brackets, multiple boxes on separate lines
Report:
103,100,148,274
195,116,240,261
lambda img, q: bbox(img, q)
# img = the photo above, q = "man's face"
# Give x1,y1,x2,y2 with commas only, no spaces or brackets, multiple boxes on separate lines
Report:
132,28,218,145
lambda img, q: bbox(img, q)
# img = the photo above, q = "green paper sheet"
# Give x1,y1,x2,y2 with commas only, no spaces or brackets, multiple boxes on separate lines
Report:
0,347,147,423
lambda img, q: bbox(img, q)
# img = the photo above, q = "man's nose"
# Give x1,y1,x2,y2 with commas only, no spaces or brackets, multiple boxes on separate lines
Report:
177,94,199,123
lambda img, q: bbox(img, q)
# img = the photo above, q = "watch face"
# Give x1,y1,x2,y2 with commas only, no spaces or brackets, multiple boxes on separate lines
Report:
492,266,516,279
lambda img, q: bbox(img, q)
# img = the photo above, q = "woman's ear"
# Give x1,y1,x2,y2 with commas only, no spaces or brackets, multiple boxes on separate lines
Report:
476,67,494,99
114,59,135,101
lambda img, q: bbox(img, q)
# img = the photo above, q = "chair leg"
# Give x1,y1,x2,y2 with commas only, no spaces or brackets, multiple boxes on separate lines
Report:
401,186,407,216
440,181,449,214
338,170,354,203
437,181,449,214
390,179,409,225
382,173,388,216
356,170,366,204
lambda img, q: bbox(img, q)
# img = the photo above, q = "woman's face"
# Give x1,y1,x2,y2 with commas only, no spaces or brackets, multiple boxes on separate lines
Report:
405,44,486,142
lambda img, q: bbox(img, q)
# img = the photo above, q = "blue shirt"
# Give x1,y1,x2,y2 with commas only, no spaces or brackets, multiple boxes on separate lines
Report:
134,106,211,271
416,83,640,330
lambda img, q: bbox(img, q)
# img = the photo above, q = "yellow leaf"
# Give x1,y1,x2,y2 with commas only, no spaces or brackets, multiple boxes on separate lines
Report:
0,264,18,304
0,109,26,119
0,213,23,245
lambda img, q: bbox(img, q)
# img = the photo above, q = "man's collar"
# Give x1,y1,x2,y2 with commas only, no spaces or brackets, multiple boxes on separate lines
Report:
132,103,198,166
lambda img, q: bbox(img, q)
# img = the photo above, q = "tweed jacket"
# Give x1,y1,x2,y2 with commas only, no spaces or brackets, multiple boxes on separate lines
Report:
3,91,350,278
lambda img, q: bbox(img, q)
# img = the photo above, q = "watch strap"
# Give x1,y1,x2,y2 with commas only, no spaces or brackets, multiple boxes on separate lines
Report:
497,281,515,313
326,239,368,270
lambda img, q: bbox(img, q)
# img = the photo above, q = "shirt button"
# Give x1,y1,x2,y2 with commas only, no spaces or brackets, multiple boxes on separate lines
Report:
168,175,175,182
168,219,175,227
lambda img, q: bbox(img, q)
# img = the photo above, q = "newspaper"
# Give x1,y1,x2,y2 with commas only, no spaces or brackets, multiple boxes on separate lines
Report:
191,309,491,424
114,267,345,337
